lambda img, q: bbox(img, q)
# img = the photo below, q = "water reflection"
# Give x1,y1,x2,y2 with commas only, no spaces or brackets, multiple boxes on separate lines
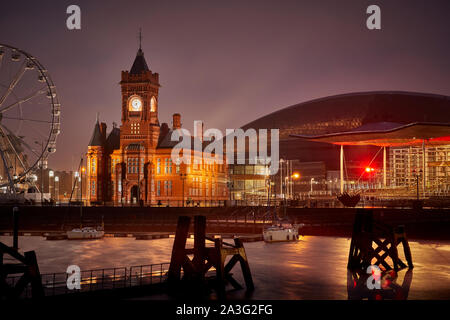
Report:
1,236,449,299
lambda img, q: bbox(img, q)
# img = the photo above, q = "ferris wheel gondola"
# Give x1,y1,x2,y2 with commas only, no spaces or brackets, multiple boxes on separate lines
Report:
0,44,60,192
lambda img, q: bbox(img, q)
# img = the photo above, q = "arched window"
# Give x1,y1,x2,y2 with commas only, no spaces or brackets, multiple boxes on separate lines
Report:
150,96,157,112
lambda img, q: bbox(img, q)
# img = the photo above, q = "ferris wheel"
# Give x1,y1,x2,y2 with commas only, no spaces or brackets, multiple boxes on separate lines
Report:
0,44,60,192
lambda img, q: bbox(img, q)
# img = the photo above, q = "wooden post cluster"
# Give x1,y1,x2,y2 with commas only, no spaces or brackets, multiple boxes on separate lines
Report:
0,242,44,299
168,215,254,297
347,209,413,271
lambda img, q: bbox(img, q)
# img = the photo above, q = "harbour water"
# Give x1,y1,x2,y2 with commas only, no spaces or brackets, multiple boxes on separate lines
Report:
1,236,449,299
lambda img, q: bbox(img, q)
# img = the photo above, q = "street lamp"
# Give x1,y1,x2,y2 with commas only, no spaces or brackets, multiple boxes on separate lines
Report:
291,172,300,201
74,171,79,203
227,180,234,203
284,175,289,205
412,169,423,201
81,167,85,205
78,176,81,203
179,173,187,207
310,178,315,197
279,158,285,202
49,170,54,200
266,175,271,207
284,176,289,200
34,141,44,205
79,167,85,205
54,176,59,204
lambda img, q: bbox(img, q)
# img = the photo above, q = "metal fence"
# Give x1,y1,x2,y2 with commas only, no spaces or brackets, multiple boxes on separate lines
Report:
6,262,170,299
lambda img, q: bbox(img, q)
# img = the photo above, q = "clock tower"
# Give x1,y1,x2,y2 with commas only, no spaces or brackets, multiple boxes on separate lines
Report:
86,37,229,207
114,43,161,204
119,46,160,149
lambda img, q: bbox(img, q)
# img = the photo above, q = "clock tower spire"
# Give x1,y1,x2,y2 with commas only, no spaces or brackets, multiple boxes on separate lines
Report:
119,41,161,150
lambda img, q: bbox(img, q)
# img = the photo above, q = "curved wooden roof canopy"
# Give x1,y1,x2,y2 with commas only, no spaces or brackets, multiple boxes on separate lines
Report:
290,122,450,147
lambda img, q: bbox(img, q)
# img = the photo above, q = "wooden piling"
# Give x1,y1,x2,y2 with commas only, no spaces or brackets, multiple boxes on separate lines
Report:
168,216,191,283
0,242,44,299
168,215,254,296
12,207,19,250
347,209,413,271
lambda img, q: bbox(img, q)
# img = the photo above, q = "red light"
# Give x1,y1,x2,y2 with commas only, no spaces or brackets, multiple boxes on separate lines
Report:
365,167,371,173
365,167,375,173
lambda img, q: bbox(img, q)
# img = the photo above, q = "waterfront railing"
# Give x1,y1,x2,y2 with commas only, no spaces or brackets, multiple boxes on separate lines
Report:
6,262,171,298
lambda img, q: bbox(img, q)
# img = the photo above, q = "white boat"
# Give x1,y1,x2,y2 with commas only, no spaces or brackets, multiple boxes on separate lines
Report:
263,223,300,242
66,227,104,240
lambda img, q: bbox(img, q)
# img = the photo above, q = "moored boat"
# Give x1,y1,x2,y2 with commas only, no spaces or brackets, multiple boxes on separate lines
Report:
263,223,300,242
66,227,104,240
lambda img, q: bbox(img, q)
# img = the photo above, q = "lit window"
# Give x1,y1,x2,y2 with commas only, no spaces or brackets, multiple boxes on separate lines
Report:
157,158,161,174
164,158,173,174
150,96,157,112
91,158,96,174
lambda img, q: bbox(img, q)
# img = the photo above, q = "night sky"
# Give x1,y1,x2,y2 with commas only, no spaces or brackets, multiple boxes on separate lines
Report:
0,0,449,170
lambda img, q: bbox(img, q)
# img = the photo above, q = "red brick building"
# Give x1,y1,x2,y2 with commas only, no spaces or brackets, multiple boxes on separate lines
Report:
86,45,228,206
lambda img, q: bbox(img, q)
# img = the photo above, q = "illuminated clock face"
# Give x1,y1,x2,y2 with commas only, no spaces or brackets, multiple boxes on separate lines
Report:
129,96,142,111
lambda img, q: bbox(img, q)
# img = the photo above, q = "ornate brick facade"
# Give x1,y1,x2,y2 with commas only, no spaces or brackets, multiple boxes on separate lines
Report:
86,46,228,206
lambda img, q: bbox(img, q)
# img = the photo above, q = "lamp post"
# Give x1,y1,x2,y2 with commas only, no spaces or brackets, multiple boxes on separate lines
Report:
49,170,54,200
310,178,315,197
412,169,423,201
81,167,85,206
54,176,59,204
266,175,271,207
291,172,300,201
279,158,284,203
227,180,234,204
78,176,82,204
179,173,187,207
284,176,289,200
283,176,289,216
34,141,44,205
74,171,79,202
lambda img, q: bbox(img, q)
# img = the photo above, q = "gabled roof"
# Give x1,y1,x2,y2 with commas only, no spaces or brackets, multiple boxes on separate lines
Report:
157,129,183,149
106,127,120,151
88,121,104,147
130,48,150,75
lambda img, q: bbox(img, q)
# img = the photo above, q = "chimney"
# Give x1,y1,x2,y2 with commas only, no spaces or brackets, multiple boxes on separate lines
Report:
160,122,169,139
172,113,181,129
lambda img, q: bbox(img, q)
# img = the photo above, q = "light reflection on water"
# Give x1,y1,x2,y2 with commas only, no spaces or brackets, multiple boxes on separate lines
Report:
1,236,449,299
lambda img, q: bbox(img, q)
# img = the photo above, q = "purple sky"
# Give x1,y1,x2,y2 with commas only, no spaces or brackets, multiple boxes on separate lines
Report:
1,0,449,170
